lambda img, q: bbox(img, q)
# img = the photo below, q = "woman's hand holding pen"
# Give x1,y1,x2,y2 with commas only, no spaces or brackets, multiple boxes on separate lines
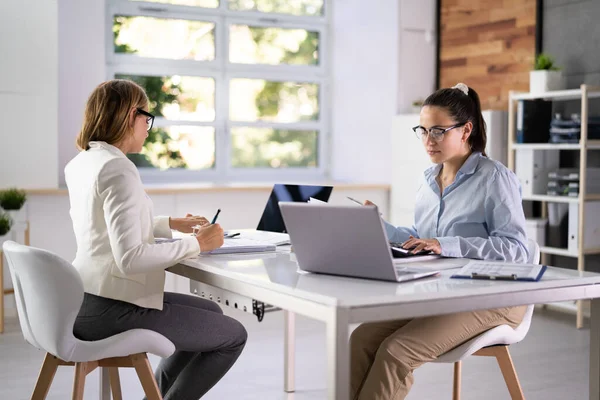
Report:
195,223,224,252
402,236,442,255
169,214,209,233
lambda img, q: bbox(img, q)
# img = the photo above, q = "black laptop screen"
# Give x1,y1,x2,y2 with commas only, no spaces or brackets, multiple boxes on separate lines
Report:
257,184,333,233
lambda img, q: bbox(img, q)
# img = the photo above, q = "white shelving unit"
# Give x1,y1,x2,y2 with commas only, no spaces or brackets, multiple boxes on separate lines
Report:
508,84,600,328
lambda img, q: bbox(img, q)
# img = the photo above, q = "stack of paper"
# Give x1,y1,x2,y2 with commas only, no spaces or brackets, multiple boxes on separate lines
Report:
205,238,276,255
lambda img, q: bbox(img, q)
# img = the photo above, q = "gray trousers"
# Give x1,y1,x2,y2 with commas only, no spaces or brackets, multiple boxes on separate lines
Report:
74,292,247,400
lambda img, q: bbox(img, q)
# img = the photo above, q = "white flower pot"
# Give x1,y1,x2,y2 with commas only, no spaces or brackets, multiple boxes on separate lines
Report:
529,70,565,94
0,233,10,290
5,208,25,224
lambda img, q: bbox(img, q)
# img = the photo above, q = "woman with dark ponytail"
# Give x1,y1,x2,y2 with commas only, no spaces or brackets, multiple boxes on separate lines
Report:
351,83,529,400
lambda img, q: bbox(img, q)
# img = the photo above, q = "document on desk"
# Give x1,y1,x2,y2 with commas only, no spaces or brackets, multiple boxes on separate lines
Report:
451,260,547,281
205,238,276,255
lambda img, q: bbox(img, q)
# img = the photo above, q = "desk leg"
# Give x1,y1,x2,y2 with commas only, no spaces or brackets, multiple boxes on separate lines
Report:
100,367,111,400
284,310,295,392
327,309,350,400
591,298,600,400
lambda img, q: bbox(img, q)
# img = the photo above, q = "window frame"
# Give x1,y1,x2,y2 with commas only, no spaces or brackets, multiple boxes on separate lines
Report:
106,0,330,183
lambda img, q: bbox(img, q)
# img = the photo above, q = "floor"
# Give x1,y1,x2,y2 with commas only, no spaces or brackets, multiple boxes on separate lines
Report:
0,306,590,399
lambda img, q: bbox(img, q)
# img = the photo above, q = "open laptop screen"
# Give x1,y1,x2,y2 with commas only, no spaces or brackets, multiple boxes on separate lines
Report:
257,184,333,233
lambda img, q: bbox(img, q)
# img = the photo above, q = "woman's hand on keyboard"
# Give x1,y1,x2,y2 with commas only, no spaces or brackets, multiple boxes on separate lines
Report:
195,224,224,253
401,236,442,255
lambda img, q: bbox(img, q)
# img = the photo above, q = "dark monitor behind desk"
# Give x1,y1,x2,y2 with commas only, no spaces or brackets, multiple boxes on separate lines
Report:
257,184,333,233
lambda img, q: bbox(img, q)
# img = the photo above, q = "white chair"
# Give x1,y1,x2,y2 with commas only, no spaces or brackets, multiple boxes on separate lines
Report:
434,239,540,400
2,241,175,400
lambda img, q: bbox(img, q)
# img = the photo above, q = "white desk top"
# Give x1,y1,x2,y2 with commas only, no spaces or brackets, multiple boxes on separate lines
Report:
172,251,600,308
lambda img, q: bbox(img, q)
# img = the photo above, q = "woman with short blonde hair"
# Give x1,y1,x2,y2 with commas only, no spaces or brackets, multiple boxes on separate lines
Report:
66,79,246,400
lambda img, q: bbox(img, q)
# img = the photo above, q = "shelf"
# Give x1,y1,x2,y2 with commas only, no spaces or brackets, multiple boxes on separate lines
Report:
511,140,600,150
522,194,579,203
522,194,600,203
511,87,600,101
539,246,578,257
584,248,600,255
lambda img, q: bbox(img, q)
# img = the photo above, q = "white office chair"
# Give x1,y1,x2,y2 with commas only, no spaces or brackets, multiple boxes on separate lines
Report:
2,241,175,400
434,239,540,400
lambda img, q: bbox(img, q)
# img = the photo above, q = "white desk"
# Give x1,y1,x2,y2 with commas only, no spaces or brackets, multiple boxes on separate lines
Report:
161,251,600,400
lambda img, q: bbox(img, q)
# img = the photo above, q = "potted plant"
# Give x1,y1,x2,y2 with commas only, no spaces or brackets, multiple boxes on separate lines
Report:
0,212,11,245
0,188,27,223
530,53,564,94
411,99,424,114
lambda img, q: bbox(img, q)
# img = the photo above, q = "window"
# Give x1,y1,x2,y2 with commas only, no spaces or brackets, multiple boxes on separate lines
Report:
107,0,328,182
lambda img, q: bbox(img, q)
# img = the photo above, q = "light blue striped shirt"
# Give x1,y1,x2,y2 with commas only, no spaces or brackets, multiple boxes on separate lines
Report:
384,152,529,263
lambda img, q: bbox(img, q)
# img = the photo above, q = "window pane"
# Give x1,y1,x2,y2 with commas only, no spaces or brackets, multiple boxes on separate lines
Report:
231,127,317,168
230,25,319,65
228,0,324,16
129,126,215,170
230,79,319,122
114,16,215,61
131,0,218,7
116,74,215,121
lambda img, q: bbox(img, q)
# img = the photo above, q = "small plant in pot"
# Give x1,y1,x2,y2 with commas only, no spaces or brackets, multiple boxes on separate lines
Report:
0,212,12,240
411,99,424,114
0,188,27,223
530,53,564,94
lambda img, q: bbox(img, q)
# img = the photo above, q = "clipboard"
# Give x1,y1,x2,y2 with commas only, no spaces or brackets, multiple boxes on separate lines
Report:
451,260,547,282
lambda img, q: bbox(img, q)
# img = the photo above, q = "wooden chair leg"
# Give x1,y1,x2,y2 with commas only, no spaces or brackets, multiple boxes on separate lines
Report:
452,361,461,400
109,367,123,400
131,353,162,400
494,346,525,400
72,362,88,400
31,353,61,400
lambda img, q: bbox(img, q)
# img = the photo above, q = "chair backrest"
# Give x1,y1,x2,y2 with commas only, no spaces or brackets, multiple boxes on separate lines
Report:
527,238,540,265
2,241,83,360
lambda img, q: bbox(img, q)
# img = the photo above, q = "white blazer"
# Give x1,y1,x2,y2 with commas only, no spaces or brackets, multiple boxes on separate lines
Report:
64,141,200,310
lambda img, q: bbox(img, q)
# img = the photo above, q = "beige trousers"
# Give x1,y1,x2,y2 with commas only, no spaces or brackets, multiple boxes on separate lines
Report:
350,305,527,400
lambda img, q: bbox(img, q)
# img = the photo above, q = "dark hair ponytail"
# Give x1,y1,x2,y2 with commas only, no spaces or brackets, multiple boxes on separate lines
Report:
423,84,487,156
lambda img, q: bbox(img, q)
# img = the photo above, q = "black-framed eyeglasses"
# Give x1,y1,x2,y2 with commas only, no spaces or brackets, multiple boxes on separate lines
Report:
412,122,466,142
136,108,155,132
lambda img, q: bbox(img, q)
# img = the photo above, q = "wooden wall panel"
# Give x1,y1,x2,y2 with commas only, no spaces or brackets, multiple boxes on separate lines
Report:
439,0,537,110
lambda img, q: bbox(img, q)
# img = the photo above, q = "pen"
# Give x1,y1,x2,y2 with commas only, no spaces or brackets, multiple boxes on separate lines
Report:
224,232,240,239
346,196,363,206
211,208,221,225
471,273,517,281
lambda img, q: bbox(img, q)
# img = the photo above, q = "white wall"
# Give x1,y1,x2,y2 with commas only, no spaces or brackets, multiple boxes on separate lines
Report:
58,0,107,186
0,1,58,189
397,0,437,113
329,0,399,184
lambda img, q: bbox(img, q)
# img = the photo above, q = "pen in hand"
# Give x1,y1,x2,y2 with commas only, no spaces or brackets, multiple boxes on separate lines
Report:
211,208,221,225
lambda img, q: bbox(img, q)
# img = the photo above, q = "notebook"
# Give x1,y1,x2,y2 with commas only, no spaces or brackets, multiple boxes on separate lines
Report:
451,260,547,282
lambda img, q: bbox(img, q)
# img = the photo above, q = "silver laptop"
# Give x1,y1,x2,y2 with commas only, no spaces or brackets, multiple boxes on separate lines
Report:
279,203,440,282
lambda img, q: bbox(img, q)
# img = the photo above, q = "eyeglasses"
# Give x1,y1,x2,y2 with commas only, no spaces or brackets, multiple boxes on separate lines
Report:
412,123,466,142
136,108,155,132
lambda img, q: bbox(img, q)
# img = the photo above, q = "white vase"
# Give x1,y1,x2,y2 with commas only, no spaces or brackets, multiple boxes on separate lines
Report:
529,70,565,94
0,233,10,290
5,208,25,224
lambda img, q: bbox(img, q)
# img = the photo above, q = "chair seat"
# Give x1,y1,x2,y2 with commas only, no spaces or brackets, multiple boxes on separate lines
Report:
434,304,534,364
64,328,175,363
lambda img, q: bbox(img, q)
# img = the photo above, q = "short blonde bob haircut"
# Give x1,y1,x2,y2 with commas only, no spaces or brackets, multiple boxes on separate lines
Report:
76,79,148,151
